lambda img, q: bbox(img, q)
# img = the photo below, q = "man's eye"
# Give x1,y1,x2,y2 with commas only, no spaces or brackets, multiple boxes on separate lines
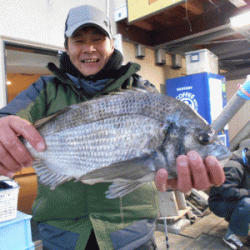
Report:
74,40,83,44
93,38,103,42
72,41,80,45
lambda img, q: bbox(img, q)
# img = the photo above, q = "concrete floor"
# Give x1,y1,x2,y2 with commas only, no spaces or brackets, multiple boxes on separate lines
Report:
155,213,232,250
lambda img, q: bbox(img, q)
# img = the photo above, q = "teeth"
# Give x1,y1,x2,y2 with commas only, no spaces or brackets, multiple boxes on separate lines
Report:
83,59,99,63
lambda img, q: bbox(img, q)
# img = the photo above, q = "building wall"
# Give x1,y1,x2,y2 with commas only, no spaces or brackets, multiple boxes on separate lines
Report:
0,0,184,95
121,41,186,92
0,0,115,48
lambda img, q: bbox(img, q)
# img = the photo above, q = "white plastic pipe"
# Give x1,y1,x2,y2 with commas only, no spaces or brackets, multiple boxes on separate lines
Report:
211,76,250,136
211,94,247,135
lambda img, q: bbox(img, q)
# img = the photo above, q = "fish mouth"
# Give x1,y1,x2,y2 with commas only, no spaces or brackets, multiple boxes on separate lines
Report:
81,58,100,63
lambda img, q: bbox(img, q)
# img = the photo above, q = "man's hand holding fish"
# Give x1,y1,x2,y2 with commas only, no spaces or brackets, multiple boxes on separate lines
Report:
0,115,46,177
155,151,225,193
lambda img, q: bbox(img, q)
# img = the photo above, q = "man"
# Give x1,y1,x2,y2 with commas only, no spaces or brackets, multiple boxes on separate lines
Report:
0,5,224,250
209,139,250,250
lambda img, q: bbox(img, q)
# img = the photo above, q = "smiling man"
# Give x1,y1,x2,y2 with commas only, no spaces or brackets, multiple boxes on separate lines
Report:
66,26,114,76
0,5,224,250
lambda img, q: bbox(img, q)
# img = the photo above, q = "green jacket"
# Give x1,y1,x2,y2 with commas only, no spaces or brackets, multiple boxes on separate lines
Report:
0,52,159,250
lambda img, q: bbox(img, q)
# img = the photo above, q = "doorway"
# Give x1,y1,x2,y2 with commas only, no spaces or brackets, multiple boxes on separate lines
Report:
0,36,63,214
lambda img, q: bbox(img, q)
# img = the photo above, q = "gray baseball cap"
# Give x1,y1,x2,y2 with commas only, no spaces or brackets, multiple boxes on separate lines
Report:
65,5,112,39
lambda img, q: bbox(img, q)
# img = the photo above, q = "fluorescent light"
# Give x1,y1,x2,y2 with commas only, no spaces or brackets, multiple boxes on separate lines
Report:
230,11,250,28
6,81,11,85
228,0,247,8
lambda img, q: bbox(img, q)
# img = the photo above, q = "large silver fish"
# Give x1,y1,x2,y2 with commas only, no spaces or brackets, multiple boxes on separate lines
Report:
23,89,231,198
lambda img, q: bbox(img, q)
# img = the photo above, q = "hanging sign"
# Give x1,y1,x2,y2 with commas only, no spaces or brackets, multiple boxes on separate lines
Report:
127,0,183,23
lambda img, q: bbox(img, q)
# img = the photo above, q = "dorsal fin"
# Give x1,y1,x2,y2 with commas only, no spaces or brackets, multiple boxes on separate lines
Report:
34,88,147,129
34,107,71,129
109,87,148,95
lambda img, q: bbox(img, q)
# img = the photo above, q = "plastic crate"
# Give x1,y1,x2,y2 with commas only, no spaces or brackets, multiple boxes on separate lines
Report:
0,180,20,222
0,211,34,250
185,49,218,75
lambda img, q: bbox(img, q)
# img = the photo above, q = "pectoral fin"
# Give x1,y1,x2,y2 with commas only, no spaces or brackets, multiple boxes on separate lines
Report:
80,151,167,198
34,107,70,129
81,153,159,183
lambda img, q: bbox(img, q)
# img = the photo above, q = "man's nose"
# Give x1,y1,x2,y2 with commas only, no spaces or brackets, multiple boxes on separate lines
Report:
83,43,96,53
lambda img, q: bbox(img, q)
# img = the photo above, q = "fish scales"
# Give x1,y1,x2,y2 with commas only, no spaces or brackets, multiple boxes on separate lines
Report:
34,115,163,176
23,90,232,198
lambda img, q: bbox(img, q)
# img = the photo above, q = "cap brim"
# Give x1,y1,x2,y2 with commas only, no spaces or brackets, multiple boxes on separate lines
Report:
65,22,111,38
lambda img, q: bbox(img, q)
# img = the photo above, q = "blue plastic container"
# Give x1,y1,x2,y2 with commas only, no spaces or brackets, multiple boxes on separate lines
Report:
0,211,34,250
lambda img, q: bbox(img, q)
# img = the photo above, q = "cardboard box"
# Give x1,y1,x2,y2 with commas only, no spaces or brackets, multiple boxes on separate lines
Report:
0,180,20,222
185,49,218,75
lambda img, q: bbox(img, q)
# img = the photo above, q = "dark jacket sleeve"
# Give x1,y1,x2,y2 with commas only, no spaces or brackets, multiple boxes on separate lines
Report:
215,160,250,202
132,74,159,94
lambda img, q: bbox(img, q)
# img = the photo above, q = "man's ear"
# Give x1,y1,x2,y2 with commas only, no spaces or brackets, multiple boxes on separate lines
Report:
64,38,69,55
111,38,115,51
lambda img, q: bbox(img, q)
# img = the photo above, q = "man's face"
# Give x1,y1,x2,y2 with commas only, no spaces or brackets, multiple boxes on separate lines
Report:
66,26,114,76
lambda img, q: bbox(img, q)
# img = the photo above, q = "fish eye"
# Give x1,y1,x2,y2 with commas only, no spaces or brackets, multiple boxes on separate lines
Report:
198,131,212,145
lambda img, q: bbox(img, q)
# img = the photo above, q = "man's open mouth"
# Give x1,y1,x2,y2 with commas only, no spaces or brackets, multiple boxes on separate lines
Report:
82,59,100,63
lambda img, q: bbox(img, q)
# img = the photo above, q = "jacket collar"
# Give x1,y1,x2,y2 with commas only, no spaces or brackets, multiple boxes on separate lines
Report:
47,49,140,101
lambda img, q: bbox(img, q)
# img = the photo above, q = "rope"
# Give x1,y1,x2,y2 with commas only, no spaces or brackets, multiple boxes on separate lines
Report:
237,77,250,100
